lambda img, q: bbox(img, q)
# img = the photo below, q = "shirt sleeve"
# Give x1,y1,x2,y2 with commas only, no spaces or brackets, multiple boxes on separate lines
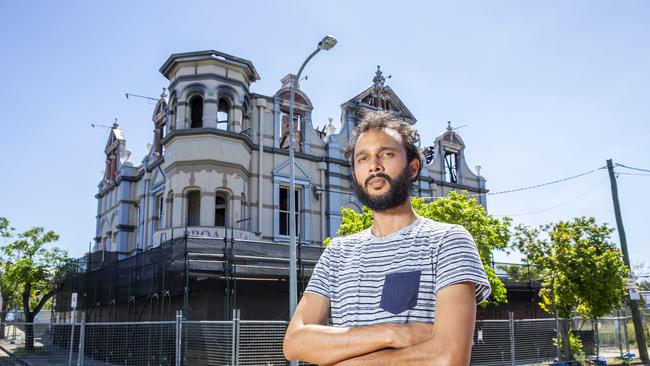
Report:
304,243,333,299
434,225,491,304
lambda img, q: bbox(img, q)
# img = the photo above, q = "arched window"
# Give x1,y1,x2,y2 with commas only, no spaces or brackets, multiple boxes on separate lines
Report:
217,98,230,130
215,193,227,227
187,190,201,226
190,96,203,128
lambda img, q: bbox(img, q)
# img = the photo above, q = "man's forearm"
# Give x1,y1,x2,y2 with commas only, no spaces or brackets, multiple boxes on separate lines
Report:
284,323,396,365
334,338,455,366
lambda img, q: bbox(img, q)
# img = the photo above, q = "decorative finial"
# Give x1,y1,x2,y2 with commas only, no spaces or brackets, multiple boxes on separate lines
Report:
160,87,167,100
324,117,337,135
373,65,385,87
113,118,119,129
447,121,453,132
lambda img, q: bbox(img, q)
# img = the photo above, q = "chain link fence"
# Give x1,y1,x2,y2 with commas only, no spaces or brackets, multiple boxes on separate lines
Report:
0,311,645,365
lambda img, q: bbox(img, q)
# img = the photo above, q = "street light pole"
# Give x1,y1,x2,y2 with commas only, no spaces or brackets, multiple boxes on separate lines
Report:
289,36,337,322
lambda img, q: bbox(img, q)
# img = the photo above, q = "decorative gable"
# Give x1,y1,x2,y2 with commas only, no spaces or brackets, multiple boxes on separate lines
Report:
341,66,416,123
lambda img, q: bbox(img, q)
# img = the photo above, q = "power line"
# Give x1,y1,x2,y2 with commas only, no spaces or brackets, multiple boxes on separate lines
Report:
421,165,607,201
316,166,609,202
492,177,607,217
615,163,650,174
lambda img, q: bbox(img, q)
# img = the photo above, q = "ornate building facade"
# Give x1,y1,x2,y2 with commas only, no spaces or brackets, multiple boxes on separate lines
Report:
94,50,487,256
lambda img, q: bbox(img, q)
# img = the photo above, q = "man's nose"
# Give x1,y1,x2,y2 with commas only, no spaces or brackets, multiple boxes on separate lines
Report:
368,156,383,173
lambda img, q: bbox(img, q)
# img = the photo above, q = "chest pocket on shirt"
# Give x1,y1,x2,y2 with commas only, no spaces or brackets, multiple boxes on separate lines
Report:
379,270,421,315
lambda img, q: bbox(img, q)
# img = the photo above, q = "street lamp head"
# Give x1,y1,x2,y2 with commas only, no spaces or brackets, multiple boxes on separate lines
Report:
318,35,337,51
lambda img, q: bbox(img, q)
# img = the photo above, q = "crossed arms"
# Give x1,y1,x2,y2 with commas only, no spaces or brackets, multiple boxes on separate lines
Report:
283,282,477,365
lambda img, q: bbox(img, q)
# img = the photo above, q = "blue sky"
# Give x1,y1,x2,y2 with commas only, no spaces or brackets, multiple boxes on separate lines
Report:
1,1,648,271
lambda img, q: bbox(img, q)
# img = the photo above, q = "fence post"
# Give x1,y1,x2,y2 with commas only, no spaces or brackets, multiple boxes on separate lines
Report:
623,314,630,353
555,317,562,361
68,309,77,366
594,318,600,360
231,309,240,366
509,312,516,366
77,311,85,366
175,310,182,366
617,310,624,360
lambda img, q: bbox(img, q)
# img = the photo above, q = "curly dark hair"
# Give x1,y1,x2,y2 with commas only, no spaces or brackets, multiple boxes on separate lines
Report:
345,111,422,182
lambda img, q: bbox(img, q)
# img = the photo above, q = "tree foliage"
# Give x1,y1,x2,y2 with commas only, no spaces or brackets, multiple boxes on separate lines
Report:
512,216,628,319
511,216,628,359
0,217,74,349
328,191,512,305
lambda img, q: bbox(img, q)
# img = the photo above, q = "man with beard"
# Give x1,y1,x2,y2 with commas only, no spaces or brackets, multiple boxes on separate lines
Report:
283,111,489,365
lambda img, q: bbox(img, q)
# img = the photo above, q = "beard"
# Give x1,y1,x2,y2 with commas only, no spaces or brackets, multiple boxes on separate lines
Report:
353,166,412,212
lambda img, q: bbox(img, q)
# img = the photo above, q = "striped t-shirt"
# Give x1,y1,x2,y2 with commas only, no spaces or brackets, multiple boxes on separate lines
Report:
305,216,491,327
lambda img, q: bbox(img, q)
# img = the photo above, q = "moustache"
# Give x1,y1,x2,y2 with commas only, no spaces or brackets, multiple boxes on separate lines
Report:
365,173,392,187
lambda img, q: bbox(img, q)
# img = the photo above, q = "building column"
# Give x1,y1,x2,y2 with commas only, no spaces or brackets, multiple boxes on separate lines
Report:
176,102,188,129
231,106,243,133
318,162,327,244
203,98,218,129
200,192,215,227
256,98,267,234
273,98,281,148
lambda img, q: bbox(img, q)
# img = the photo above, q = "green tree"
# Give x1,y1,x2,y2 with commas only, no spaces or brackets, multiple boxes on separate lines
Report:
512,217,628,360
328,191,512,305
0,218,74,350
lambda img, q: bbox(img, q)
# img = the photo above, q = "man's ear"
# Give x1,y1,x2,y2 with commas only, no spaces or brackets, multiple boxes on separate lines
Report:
409,159,420,181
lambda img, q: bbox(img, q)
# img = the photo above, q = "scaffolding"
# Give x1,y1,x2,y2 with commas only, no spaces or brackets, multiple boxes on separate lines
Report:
55,233,323,322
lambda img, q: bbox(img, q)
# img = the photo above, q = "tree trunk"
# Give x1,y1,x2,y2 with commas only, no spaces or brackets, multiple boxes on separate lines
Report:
560,320,574,361
22,282,58,351
24,312,35,351
22,282,35,351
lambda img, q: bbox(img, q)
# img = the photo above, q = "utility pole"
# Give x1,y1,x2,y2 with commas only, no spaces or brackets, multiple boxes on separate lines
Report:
606,159,648,362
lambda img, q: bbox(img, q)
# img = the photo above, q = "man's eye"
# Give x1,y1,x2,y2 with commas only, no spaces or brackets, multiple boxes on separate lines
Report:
357,156,367,163
381,152,393,158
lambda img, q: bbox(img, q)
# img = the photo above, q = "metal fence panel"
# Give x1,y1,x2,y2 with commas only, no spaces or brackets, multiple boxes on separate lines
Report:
573,317,596,356
513,319,558,364
182,321,232,366
83,321,176,365
238,321,288,366
470,320,513,365
1,322,78,366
